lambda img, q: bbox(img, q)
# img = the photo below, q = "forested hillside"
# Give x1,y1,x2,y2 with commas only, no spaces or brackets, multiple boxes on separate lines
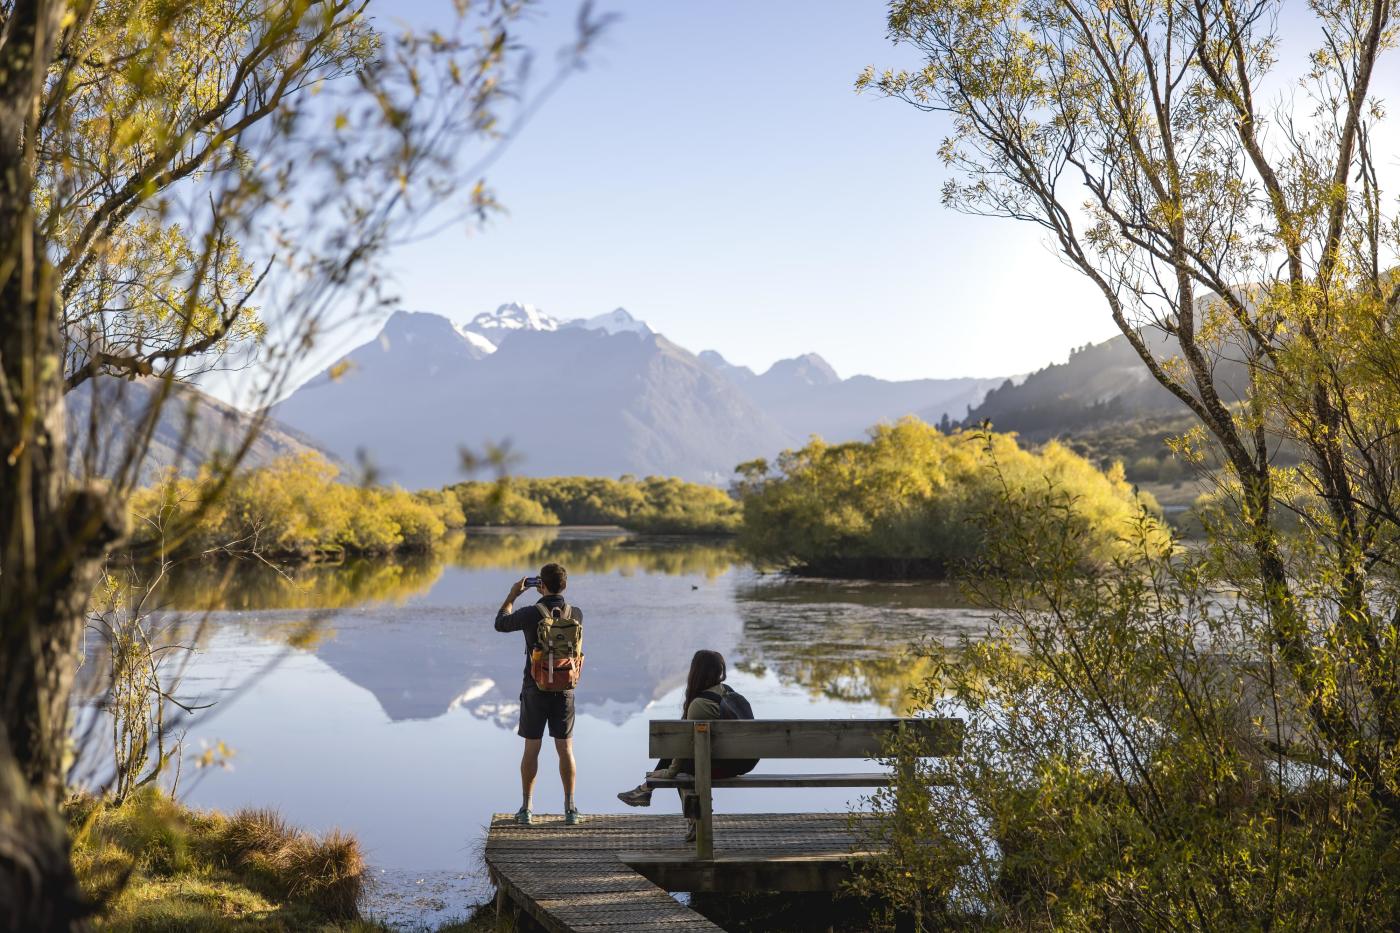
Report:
965,329,1249,438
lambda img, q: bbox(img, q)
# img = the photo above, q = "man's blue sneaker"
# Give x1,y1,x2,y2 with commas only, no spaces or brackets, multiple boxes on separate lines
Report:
513,807,532,826
564,807,582,825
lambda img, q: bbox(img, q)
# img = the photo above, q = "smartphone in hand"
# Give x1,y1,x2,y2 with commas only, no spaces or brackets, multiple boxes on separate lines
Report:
523,576,542,589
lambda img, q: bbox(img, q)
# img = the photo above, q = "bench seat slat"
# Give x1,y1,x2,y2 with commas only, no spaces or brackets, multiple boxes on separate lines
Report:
648,718,963,759
647,772,894,789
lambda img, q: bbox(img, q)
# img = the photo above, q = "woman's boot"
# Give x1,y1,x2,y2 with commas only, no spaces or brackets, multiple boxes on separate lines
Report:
616,783,653,807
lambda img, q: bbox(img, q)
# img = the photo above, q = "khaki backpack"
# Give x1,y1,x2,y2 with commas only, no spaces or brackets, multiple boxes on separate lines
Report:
530,603,583,691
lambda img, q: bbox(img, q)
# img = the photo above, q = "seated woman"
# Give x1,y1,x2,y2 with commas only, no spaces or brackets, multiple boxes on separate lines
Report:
617,649,753,841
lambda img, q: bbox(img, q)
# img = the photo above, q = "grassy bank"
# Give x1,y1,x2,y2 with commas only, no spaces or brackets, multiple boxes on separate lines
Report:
69,789,377,931
64,788,543,931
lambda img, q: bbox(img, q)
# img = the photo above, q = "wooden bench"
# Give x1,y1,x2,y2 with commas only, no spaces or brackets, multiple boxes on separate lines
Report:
646,718,963,859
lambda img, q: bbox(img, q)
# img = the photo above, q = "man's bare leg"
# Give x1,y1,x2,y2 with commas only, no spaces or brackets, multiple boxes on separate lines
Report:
520,739,542,811
556,737,576,812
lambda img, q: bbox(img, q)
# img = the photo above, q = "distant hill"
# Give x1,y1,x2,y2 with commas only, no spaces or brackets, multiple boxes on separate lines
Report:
270,304,1001,486
68,377,331,484
964,330,1250,439
706,348,1000,445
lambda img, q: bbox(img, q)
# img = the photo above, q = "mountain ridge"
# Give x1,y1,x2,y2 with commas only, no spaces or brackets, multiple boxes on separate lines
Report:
271,305,1001,486
963,329,1250,439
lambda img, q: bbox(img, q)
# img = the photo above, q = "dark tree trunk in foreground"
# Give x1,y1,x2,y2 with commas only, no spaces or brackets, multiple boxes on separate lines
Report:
0,287,123,803
0,2,116,927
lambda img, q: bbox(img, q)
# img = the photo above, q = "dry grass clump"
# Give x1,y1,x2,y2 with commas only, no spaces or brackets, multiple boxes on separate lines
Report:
224,809,365,920
221,807,296,861
67,788,370,930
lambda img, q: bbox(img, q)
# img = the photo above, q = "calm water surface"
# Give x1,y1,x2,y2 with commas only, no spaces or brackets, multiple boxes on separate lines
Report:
86,529,990,927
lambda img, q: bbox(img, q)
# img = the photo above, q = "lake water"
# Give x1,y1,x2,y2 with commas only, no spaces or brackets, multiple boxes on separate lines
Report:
79,528,990,928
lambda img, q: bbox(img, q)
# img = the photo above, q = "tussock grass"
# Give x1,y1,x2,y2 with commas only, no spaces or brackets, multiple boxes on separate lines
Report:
67,788,374,931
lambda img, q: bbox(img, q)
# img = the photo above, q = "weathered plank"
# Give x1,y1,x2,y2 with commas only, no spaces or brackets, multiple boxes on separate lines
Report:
648,717,963,759
648,771,895,788
620,851,875,894
486,813,726,933
484,812,882,930
694,722,714,860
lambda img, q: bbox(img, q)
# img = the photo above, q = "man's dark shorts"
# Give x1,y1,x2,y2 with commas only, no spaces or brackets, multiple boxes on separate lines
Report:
518,683,574,740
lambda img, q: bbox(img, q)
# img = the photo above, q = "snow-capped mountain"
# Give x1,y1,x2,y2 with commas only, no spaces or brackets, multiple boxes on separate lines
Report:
461,301,563,346
465,302,651,343
274,309,790,486
454,325,497,355
566,307,652,336
342,309,494,376
272,303,1003,486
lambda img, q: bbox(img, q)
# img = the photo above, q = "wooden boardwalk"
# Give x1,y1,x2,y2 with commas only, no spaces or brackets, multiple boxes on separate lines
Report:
485,812,876,932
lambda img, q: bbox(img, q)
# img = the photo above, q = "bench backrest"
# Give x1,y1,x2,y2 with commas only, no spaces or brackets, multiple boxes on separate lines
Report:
648,718,963,760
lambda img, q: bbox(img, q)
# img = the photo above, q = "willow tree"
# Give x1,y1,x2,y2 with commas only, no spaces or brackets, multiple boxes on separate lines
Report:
856,0,1400,927
0,0,599,926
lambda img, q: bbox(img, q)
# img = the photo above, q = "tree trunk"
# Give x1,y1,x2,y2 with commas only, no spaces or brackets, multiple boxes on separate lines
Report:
0,751,91,932
0,4,138,927
0,2,122,909
0,246,118,929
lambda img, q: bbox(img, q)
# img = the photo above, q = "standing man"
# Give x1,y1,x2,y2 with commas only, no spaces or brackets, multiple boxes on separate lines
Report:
494,562,582,825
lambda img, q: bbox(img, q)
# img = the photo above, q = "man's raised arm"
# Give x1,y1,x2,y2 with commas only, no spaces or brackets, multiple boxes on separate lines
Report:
495,578,529,631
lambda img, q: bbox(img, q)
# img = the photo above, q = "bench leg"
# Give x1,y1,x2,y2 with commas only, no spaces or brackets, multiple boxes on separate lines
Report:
694,722,713,859
494,885,512,932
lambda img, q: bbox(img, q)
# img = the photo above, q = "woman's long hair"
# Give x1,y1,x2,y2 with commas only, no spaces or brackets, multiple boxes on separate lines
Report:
683,649,727,715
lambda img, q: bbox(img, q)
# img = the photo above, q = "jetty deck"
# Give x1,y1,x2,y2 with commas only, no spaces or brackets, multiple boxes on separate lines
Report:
484,812,877,932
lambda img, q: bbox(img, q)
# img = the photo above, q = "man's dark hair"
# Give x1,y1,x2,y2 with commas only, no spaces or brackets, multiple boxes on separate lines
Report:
541,562,567,593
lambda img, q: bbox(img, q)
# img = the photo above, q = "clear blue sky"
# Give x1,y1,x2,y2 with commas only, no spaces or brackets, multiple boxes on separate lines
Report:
352,0,1107,384
324,0,1399,386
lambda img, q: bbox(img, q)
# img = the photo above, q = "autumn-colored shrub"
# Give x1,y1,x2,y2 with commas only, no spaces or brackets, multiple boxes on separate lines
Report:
447,475,740,534
128,452,449,559
736,419,1163,577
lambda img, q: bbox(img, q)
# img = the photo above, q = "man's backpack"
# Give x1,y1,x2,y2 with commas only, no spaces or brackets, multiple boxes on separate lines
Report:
697,686,758,776
531,603,583,692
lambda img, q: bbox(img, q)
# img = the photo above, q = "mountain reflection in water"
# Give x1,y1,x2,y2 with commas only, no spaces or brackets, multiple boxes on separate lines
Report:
150,529,990,724
114,529,991,925
153,530,743,724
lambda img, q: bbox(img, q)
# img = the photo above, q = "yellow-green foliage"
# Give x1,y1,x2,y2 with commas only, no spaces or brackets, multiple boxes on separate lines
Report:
447,475,741,534
128,452,452,560
68,789,373,931
854,467,1400,930
451,481,561,527
737,419,1163,576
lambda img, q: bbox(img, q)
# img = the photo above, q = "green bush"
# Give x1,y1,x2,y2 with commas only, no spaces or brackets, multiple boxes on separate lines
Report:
451,481,560,526
854,453,1400,930
128,452,450,560
735,419,1164,577
446,475,740,534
